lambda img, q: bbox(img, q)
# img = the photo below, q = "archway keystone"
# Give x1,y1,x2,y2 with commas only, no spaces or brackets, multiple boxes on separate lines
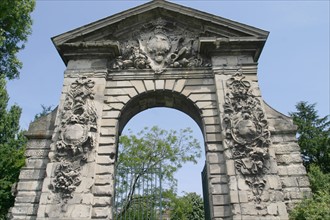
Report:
10,1,310,219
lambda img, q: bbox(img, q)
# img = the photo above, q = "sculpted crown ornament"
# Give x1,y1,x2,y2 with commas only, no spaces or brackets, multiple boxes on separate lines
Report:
223,72,271,204
110,17,211,73
51,77,97,200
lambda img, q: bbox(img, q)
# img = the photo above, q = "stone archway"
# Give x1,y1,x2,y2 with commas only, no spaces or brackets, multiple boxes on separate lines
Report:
10,1,311,220
106,76,223,219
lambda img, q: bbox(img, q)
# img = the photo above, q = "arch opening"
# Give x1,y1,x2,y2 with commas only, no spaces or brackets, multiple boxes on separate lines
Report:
115,90,207,219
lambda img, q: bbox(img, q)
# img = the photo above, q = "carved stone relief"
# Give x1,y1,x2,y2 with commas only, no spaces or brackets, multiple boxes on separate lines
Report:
223,72,270,204
110,18,211,73
50,77,97,200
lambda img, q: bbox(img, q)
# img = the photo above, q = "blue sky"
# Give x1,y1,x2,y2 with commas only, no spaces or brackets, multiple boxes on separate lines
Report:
7,1,330,195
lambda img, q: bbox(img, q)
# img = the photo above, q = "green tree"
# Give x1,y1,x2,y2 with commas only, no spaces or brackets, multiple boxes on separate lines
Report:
289,102,330,220
0,77,27,219
115,126,201,218
0,0,35,217
34,105,54,120
289,101,330,173
169,192,205,220
289,165,330,220
0,0,35,79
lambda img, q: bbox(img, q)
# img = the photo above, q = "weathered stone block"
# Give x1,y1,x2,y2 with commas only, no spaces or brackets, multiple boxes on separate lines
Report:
65,204,92,218
17,181,42,191
71,193,93,205
155,79,165,90
206,133,222,142
267,203,278,215
93,196,112,207
213,205,231,217
164,79,175,90
103,102,124,111
297,176,310,187
98,144,116,155
11,204,38,216
228,176,238,191
19,168,46,180
143,80,155,91
95,174,113,185
241,204,258,215
207,143,224,152
26,139,51,149
277,202,289,219
24,149,49,158
195,100,217,110
130,80,146,94
229,190,239,203
225,159,236,176
213,194,230,205
99,136,115,145
205,125,221,133
203,116,220,125
209,175,228,184
102,110,120,118
281,177,298,188
207,152,224,163
189,93,217,102
100,118,117,127
202,109,218,117
237,176,249,190
209,164,226,174
238,191,249,203
211,183,229,194
173,79,186,93
97,155,115,165
93,185,113,196
92,207,111,219
25,158,48,168
267,175,282,190
15,191,41,204
75,177,94,193
95,164,114,175
277,166,288,176
287,164,307,175
100,126,116,136
106,95,130,104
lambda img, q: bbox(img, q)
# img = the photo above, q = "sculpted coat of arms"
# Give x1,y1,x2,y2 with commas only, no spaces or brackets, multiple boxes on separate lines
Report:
110,18,211,73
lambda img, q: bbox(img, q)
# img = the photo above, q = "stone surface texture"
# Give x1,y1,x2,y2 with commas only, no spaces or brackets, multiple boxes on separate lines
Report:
10,1,310,219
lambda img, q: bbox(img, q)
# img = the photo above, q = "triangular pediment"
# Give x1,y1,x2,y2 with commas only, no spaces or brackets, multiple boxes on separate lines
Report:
53,0,269,68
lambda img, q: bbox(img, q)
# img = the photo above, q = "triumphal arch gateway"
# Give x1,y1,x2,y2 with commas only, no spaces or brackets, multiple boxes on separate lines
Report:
10,1,311,219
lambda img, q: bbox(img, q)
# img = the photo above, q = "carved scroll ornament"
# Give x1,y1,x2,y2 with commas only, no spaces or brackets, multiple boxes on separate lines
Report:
110,18,211,73
51,77,97,200
223,72,270,203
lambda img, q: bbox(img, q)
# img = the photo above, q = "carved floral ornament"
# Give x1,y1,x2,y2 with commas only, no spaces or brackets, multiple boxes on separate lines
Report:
110,18,211,73
223,72,271,204
51,77,97,200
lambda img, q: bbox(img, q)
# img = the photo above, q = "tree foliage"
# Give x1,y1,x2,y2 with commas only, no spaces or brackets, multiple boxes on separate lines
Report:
0,77,27,218
115,126,201,218
289,102,330,220
169,192,204,220
290,165,330,220
0,0,35,79
34,104,54,120
289,101,330,173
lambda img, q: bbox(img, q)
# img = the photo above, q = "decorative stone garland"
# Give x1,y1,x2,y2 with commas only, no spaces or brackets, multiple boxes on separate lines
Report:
223,72,270,203
50,77,97,200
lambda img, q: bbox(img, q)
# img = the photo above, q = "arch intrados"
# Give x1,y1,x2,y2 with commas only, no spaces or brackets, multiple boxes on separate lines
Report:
118,90,204,135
